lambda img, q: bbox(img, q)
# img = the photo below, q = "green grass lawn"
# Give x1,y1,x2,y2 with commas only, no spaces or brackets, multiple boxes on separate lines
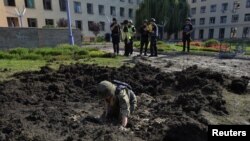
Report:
0,44,126,81
134,40,250,55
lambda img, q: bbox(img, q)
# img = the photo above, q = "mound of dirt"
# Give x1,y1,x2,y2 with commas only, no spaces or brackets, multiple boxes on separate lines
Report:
0,63,248,141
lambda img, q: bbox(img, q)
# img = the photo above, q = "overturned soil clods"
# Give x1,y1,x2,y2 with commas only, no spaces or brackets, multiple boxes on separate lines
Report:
0,63,248,141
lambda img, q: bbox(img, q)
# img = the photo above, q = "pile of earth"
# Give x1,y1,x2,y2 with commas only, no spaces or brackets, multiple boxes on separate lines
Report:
0,63,248,141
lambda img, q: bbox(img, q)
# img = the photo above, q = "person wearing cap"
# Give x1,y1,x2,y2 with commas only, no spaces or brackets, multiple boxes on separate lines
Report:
97,80,137,130
110,18,121,55
139,20,149,56
128,20,136,55
182,17,193,52
149,18,158,57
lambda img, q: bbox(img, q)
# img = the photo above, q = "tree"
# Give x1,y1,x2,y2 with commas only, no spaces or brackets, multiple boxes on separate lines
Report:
89,22,101,42
136,0,189,39
57,18,68,27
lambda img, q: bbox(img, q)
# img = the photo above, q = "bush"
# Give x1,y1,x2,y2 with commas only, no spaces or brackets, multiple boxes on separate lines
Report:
34,48,64,56
20,53,43,60
9,48,29,55
204,39,219,47
76,49,89,55
89,51,106,57
96,36,105,42
0,51,16,59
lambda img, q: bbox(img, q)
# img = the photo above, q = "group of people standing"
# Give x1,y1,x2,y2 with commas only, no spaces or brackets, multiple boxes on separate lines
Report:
110,18,158,57
110,17,193,56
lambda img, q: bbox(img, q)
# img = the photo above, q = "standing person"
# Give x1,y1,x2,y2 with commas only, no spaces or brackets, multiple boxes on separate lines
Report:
110,18,121,55
139,19,149,56
149,18,158,57
122,20,130,56
128,20,136,55
182,17,193,53
97,80,137,130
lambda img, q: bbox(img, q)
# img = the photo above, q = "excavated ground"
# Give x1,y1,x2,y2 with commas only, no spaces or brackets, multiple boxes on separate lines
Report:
0,63,249,141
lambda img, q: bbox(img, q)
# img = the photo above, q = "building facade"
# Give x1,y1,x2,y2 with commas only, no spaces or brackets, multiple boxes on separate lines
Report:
0,0,142,37
188,0,250,40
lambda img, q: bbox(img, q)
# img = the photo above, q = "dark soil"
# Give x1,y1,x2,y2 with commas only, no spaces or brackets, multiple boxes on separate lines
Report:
0,63,248,141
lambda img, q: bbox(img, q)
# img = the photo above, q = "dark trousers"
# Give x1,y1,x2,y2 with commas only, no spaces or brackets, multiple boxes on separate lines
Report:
140,37,149,55
130,39,133,55
182,35,191,52
112,35,120,54
124,38,130,56
150,36,157,56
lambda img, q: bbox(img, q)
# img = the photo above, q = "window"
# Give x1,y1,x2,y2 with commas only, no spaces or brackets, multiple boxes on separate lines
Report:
191,8,196,15
75,20,82,30
247,0,250,8
74,2,82,13
87,3,93,14
88,21,94,31
99,5,105,15
45,19,54,26
199,29,204,39
208,29,214,39
192,0,196,3
7,17,19,27
220,16,227,23
244,14,250,21
4,0,16,6
221,3,228,12
110,6,116,16
231,15,239,23
201,0,206,1
209,17,215,24
137,0,141,4
219,28,225,39
100,21,105,31
210,5,216,12
129,0,133,4
43,0,52,10
129,9,133,18
233,1,240,10
200,18,205,25
191,19,196,25
120,0,125,2
200,6,206,13
120,7,125,17
25,0,35,8
27,18,37,27
59,0,66,11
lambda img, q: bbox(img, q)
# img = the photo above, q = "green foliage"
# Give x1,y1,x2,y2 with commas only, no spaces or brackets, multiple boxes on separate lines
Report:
9,48,29,55
204,39,220,47
96,36,105,42
136,0,189,38
89,51,106,57
0,51,15,59
20,53,43,60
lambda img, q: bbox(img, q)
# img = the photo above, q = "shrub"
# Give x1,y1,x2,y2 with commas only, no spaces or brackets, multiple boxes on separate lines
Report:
9,48,29,55
96,36,105,42
76,49,89,55
0,51,16,59
89,51,106,57
204,39,219,47
20,53,43,60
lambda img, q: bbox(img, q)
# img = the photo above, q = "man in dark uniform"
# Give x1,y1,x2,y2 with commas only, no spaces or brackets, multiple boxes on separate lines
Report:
110,18,121,55
149,18,158,57
182,17,193,52
139,19,149,56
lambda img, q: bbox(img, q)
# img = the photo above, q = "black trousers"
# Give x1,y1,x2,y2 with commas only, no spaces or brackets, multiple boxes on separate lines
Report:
112,35,120,54
182,35,191,52
150,36,157,56
140,37,149,55
124,38,130,56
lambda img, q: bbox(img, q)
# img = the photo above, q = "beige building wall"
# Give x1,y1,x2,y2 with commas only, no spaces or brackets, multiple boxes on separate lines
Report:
188,0,250,40
0,0,142,37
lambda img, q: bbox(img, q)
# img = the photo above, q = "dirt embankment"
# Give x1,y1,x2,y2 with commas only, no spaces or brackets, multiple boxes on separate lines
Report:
0,63,249,141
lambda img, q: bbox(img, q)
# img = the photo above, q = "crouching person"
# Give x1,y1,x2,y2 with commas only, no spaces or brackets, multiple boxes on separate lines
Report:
97,80,137,130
